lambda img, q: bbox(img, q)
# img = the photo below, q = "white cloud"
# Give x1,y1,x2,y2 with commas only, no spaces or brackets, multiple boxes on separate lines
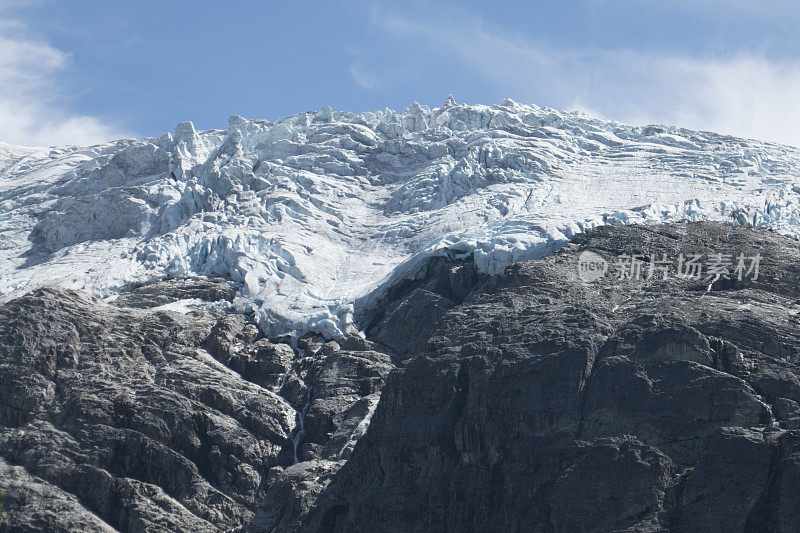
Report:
0,13,129,147
659,55,800,145
349,63,380,90
363,5,800,147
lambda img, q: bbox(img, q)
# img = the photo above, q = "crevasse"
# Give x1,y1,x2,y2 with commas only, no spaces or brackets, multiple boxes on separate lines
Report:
1,97,799,338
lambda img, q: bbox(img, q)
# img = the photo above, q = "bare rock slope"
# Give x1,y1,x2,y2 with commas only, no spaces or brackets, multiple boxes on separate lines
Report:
2,221,800,532
0,279,393,531
306,221,800,532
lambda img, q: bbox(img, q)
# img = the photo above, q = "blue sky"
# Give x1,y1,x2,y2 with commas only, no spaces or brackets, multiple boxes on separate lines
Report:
1,0,799,146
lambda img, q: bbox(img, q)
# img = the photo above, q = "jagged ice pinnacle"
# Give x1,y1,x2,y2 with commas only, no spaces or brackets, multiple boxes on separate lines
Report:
1,97,799,338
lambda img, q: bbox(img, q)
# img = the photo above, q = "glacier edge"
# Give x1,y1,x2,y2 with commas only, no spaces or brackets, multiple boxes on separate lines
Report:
1,98,799,339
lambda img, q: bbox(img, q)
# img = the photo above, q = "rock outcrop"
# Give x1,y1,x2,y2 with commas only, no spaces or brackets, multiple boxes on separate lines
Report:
305,222,800,532
0,279,394,531
2,221,800,531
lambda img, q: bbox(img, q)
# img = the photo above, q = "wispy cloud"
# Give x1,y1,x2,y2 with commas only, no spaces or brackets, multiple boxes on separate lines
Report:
360,3,800,147
349,63,381,90
0,6,129,147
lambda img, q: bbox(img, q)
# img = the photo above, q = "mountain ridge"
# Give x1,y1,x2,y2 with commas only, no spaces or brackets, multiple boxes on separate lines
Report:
2,98,799,339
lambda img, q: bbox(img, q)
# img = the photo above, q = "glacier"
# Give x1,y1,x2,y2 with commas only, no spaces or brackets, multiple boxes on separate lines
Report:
1,97,800,339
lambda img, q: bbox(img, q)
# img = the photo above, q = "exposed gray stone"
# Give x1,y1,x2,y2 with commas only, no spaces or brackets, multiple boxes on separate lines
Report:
0,280,393,532
5,222,800,532
304,222,800,532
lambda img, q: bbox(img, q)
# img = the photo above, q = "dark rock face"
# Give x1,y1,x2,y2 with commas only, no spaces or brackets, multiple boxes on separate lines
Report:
0,281,394,532
3,222,800,532
369,258,481,357
0,285,293,531
305,222,800,532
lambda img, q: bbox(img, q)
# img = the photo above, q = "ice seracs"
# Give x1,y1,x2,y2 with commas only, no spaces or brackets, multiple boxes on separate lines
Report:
1,98,800,338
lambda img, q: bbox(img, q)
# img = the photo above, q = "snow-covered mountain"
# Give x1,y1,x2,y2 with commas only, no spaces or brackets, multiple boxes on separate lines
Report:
1,97,799,338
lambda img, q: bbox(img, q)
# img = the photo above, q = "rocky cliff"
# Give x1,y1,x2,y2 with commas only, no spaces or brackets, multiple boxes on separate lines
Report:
2,221,800,531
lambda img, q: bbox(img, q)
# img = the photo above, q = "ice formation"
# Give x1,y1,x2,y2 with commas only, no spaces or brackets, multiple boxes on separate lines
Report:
1,98,800,338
